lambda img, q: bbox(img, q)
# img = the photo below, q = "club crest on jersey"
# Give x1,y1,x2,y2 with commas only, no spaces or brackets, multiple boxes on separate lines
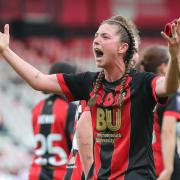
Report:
100,91,127,107
103,92,114,106
38,115,55,124
96,107,121,131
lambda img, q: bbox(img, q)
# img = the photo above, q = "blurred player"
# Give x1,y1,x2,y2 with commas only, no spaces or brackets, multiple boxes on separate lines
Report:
141,45,180,180
29,62,77,180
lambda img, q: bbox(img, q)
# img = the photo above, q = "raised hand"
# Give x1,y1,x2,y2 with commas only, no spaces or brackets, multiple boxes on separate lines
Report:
0,24,10,54
161,18,180,59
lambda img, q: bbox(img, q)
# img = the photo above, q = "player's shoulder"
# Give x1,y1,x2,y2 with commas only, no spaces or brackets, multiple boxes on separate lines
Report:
79,71,99,81
130,69,156,79
129,69,157,89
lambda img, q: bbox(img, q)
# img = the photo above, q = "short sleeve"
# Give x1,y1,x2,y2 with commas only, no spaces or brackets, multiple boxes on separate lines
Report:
56,72,97,102
142,72,167,105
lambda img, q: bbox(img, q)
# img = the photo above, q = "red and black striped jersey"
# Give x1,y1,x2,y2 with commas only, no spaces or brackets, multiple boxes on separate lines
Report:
56,70,167,180
64,100,86,180
153,92,180,179
29,94,77,180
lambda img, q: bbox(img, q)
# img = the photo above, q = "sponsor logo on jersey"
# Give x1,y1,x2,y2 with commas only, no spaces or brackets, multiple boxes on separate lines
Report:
96,107,122,143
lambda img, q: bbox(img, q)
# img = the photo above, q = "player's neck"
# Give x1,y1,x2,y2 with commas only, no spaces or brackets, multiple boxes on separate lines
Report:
104,66,125,82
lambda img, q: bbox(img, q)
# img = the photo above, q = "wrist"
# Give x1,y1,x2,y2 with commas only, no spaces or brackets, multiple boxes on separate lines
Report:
1,46,10,56
170,55,179,65
170,51,180,61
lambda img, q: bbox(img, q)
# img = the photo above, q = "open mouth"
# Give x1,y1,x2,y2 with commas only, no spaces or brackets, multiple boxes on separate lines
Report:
94,48,104,58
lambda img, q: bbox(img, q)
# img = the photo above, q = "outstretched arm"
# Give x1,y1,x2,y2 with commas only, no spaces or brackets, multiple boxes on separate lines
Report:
156,18,180,97
0,24,63,94
157,116,176,180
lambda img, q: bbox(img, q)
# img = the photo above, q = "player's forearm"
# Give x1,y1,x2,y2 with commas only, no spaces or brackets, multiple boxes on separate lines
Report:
76,129,93,176
161,133,174,173
161,116,176,173
2,47,45,90
164,57,179,95
78,140,94,176
76,112,94,176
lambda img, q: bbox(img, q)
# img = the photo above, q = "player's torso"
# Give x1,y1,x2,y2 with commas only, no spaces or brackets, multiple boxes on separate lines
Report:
90,75,156,179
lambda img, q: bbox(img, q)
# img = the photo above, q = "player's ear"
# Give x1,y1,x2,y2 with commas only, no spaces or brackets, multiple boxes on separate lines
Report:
118,43,129,54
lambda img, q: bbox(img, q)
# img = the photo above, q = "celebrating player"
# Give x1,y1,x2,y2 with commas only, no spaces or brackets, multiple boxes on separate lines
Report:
0,16,180,179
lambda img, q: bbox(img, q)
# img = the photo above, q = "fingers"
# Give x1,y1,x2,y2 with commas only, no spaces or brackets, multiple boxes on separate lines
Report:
4,24,9,35
161,31,171,42
177,18,180,37
171,23,177,38
161,18,180,44
171,18,180,38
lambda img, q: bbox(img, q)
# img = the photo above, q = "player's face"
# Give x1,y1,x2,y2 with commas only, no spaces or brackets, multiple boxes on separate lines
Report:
93,23,122,69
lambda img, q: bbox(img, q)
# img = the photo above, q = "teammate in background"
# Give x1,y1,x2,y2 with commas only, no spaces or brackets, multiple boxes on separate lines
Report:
158,91,180,180
29,62,77,180
141,45,180,180
0,16,180,179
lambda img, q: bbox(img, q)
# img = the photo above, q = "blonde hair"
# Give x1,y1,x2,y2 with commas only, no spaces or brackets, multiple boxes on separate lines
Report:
88,15,138,108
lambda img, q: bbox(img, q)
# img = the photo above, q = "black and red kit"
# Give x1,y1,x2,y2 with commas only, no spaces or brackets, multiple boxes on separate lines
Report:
153,92,180,179
56,70,167,180
29,94,77,180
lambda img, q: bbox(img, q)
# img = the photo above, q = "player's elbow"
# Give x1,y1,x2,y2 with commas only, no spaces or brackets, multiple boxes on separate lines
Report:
30,73,48,91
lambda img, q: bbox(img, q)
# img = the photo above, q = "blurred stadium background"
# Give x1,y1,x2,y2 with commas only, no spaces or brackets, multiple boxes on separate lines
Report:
0,0,180,179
